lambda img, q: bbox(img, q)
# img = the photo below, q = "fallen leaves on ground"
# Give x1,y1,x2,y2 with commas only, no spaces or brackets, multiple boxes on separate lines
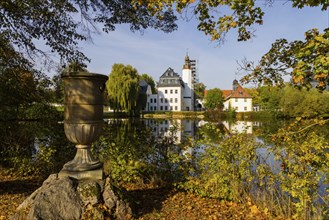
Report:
1,168,271,220
127,186,269,220
0,167,43,219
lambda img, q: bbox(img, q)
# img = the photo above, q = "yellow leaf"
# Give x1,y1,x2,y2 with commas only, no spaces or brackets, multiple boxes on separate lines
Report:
264,207,269,214
250,205,259,214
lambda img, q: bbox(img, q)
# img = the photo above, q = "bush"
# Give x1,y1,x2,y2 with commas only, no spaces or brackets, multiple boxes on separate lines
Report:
178,133,262,201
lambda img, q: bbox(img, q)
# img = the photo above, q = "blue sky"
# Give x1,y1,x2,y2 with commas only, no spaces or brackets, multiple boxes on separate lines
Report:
77,2,328,90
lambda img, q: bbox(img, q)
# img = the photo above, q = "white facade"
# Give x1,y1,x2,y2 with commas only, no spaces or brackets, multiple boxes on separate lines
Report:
145,54,196,112
222,80,253,112
147,94,158,111
182,65,193,111
157,86,183,111
223,97,253,112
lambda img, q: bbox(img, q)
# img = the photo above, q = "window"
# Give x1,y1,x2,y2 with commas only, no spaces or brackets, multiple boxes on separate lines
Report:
150,106,153,111
165,99,168,103
165,106,168,110
170,106,173,110
175,98,178,103
160,98,163,103
154,107,156,110
165,89,168,94
175,89,178,94
154,99,157,103
170,98,173,103
235,98,238,102
150,99,153,103
235,107,238,110
175,106,178,110
160,106,163,110
244,107,247,111
170,89,173,94
244,98,247,102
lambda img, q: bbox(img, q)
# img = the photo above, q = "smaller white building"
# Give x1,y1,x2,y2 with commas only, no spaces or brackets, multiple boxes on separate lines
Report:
222,80,252,112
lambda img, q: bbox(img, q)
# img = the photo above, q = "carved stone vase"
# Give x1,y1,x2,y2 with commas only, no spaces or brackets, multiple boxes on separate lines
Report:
59,72,108,180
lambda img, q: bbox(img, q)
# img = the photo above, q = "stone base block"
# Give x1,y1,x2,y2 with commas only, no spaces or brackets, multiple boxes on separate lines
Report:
59,168,103,180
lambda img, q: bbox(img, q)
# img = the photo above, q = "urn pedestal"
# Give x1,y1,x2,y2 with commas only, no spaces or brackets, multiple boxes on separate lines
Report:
59,72,108,180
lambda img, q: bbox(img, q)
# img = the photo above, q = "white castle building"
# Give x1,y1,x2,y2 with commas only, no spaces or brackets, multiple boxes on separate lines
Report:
146,54,197,112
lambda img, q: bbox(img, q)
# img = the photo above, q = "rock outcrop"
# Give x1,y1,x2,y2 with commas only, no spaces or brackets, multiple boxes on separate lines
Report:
11,174,132,220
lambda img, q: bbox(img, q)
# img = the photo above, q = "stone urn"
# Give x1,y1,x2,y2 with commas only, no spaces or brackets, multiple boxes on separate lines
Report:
59,72,108,180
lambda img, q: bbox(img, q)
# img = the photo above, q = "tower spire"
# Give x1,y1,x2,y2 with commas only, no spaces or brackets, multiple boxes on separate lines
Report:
183,50,191,69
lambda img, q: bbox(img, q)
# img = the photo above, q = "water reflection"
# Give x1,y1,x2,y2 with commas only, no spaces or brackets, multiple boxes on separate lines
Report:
0,121,73,176
143,119,255,143
144,119,196,144
222,121,253,134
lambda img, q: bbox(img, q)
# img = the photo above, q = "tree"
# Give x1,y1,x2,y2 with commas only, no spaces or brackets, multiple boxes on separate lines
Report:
3,0,327,67
0,36,57,120
254,85,329,118
106,64,141,115
194,82,206,100
1,0,177,65
256,86,282,113
204,88,224,110
240,28,329,90
136,1,328,43
50,72,64,104
279,85,329,118
140,73,157,94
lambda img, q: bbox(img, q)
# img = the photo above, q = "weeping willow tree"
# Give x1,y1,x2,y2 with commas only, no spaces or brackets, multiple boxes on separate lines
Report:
106,64,141,116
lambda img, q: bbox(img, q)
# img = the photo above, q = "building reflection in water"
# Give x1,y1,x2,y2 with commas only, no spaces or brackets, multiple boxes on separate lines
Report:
144,119,191,144
144,119,254,143
222,121,253,134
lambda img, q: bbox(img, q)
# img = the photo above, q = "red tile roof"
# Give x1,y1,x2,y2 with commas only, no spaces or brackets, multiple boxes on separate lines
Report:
204,83,251,100
223,84,251,100
222,90,232,98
